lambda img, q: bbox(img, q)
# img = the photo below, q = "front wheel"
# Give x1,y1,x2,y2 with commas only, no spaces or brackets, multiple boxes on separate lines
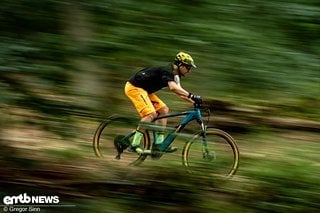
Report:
182,127,239,177
93,115,150,166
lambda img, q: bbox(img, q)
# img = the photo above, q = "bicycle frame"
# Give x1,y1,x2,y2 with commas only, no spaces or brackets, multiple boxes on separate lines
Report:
94,105,239,175
152,107,206,152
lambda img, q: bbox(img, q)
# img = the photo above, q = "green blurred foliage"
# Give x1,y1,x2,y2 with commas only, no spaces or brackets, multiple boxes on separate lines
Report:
1,0,319,106
1,1,320,212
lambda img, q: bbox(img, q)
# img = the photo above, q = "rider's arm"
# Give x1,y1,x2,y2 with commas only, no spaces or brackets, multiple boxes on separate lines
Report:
168,81,193,103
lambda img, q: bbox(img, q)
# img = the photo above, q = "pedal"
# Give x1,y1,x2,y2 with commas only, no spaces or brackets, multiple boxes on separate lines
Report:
151,144,163,159
165,147,178,153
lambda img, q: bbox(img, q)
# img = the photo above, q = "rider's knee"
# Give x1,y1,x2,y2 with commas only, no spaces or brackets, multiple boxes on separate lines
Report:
142,111,157,122
158,106,169,115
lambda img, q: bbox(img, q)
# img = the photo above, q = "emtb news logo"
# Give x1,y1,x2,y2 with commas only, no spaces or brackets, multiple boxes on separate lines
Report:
3,193,59,205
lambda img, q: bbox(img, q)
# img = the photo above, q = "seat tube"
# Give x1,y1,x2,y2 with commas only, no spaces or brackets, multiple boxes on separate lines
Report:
159,124,184,151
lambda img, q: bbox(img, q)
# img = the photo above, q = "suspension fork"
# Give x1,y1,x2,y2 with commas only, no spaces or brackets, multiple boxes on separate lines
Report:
200,123,210,158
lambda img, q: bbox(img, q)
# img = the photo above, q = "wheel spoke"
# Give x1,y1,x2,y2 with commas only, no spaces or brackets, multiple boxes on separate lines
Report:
183,128,239,177
93,115,150,166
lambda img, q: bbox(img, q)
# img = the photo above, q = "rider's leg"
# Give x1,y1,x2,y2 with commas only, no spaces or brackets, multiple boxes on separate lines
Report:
124,82,157,153
154,106,169,144
149,97,177,152
131,112,157,153
152,106,177,153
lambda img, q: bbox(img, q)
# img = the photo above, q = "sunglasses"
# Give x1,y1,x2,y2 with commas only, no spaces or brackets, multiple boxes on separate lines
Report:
184,64,192,70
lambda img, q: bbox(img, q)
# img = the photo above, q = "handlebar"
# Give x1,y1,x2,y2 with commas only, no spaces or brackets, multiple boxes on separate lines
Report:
193,102,211,125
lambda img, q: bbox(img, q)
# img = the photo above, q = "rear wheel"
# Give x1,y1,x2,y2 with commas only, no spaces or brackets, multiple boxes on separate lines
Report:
93,115,150,166
182,128,239,177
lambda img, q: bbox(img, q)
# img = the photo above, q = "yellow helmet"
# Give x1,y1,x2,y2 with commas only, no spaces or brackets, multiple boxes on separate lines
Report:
174,51,197,68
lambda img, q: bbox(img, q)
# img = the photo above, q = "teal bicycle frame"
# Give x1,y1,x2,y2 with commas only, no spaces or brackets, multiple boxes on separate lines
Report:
152,107,205,152
94,103,239,176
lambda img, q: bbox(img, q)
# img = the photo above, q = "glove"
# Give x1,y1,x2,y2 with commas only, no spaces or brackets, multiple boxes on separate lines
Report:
188,93,203,104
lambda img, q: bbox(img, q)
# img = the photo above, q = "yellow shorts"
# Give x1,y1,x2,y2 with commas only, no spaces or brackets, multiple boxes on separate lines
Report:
124,82,166,117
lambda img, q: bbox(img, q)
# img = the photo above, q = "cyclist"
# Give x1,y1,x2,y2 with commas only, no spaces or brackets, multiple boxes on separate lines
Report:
124,51,202,154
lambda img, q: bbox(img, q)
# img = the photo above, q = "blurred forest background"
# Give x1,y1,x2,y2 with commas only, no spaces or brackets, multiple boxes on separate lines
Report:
0,0,319,212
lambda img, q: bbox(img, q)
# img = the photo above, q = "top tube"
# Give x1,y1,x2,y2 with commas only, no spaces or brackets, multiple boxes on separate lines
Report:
154,107,202,125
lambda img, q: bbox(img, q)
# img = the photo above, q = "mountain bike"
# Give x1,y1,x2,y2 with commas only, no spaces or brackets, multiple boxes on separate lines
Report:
93,103,239,177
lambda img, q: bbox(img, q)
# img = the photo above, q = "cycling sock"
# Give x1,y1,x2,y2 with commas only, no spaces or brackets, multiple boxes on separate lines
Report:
155,133,164,144
131,130,143,147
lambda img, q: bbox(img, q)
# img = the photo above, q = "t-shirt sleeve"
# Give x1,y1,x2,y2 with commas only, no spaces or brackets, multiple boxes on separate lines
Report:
161,70,175,85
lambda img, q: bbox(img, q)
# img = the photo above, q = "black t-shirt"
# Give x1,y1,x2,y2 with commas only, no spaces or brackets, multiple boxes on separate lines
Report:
128,65,175,94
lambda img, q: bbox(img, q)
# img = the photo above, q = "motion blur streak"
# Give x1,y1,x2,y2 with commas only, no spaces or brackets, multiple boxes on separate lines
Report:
0,1,319,212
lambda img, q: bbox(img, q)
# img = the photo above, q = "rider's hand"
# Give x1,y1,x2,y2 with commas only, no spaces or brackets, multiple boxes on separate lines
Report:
188,93,203,104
